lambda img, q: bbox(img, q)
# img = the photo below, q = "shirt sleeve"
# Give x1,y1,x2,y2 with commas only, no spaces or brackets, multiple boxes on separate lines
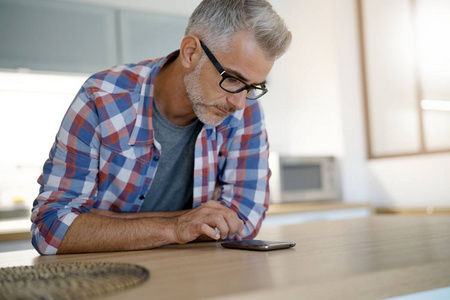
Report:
31,82,101,255
217,101,271,239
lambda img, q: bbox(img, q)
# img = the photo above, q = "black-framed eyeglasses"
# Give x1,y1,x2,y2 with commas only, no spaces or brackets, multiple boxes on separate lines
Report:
200,40,268,100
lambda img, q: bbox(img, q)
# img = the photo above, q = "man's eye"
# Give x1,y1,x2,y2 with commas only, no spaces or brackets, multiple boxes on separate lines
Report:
226,77,240,84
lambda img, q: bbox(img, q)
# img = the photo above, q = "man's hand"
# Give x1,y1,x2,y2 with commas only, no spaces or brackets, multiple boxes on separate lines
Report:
90,201,245,243
172,200,246,243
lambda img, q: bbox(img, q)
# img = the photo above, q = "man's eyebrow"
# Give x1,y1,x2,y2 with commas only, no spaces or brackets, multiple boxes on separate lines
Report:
225,68,266,86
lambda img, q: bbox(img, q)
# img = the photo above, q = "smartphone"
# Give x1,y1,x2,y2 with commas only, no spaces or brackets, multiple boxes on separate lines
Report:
221,240,296,251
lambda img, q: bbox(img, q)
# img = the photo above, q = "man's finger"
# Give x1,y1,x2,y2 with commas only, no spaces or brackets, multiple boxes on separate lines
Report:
200,223,220,240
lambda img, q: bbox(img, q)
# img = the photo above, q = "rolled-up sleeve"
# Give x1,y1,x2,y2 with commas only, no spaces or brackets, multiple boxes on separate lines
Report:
31,83,101,255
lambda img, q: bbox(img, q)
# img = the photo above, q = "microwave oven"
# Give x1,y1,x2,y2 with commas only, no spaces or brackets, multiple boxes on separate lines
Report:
268,154,340,203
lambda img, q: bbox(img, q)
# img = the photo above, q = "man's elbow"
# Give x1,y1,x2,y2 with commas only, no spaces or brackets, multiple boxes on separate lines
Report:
31,225,59,255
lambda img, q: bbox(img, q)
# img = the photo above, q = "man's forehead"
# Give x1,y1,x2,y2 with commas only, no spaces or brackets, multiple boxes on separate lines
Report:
208,32,274,82
225,66,267,86
219,54,273,85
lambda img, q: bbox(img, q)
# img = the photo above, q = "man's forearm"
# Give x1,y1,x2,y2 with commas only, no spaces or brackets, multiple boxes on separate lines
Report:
57,200,245,254
89,208,215,243
57,212,176,254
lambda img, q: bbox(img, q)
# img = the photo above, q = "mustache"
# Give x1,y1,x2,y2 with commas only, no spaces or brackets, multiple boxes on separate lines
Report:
208,102,236,114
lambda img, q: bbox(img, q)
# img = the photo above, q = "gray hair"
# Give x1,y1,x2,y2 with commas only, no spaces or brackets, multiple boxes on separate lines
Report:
185,0,292,59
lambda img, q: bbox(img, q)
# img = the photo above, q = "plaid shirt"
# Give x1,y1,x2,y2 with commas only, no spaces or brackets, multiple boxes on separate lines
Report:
31,52,271,255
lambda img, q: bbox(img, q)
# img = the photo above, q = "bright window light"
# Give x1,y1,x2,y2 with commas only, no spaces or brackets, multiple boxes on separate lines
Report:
421,99,450,111
0,71,87,94
0,70,88,209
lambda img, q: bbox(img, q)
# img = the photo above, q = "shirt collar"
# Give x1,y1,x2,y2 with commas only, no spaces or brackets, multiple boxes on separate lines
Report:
129,50,246,145
129,51,179,146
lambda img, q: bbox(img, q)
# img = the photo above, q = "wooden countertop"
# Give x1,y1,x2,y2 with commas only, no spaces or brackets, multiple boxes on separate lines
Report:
1,215,449,299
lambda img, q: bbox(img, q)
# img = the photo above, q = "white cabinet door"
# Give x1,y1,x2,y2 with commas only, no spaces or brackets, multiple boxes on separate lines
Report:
361,0,450,157
361,0,421,157
416,0,450,151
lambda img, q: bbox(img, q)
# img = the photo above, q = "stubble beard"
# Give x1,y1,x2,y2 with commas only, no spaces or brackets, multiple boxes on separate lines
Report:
184,57,235,127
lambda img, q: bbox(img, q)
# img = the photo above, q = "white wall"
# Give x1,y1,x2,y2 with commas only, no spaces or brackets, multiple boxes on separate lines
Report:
265,0,344,157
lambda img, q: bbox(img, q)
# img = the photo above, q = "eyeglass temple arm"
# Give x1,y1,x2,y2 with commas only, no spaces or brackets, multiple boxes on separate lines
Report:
199,40,226,75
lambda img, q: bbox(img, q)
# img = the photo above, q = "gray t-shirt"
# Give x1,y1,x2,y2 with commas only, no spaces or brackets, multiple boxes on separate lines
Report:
139,100,203,212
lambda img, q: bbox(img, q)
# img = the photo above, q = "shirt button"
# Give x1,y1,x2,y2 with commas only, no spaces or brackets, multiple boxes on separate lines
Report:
139,195,145,200
153,156,160,161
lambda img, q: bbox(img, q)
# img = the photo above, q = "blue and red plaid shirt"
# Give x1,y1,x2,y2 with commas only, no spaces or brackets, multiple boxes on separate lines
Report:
31,52,271,255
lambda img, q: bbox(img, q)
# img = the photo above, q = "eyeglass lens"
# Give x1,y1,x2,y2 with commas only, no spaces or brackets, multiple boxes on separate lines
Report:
220,77,265,99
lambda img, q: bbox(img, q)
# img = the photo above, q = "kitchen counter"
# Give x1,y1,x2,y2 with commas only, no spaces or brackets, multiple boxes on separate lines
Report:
1,215,449,299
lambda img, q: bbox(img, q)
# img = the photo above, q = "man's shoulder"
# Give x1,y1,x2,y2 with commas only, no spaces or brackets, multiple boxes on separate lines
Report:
84,58,164,94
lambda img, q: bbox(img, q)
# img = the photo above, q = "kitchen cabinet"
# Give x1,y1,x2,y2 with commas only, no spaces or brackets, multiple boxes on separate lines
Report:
0,0,188,74
119,10,188,64
360,0,450,157
0,0,117,73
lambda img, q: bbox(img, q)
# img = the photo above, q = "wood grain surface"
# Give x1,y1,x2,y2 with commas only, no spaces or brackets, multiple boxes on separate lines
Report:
1,215,449,300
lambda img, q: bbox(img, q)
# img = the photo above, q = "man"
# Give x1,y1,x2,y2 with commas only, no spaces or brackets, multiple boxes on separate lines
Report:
31,0,292,255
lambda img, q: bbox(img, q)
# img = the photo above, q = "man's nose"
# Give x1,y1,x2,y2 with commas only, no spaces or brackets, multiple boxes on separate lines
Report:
226,91,247,111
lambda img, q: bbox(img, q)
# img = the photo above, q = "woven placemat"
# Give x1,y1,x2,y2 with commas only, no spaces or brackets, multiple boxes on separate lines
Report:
0,261,149,300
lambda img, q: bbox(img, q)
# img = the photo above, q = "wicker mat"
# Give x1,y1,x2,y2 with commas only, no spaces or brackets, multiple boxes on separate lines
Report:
0,261,149,300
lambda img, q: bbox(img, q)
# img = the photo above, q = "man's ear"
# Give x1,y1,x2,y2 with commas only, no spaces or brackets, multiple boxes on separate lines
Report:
179,35,202,70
